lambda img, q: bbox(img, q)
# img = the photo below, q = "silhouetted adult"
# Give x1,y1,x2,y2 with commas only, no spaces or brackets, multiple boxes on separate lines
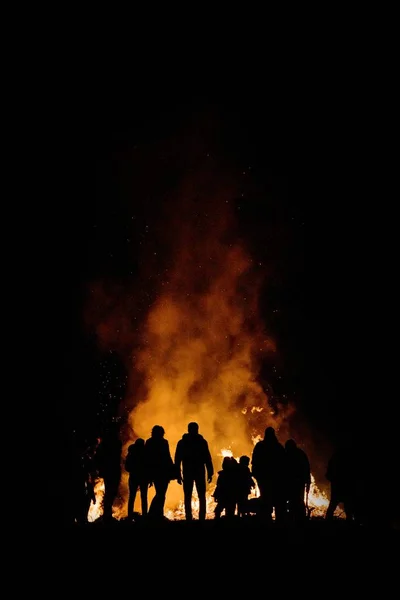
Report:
325,444,356,520
145,425,174,519
175,422,214,521
251,426,287,523
125,438,149,518
71,445,96,524
95,425,122,521
285,439,311,522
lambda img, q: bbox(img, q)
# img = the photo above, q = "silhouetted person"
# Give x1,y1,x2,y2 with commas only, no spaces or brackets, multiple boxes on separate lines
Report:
175,422,214,521
325,444,356,520
251,426,287,523
95,425,122,521
213,457,238,518
237,455,255,517
125,438,149,518
72,448,96,524
145,425,175,520
285,439,311,522
82,473,96,523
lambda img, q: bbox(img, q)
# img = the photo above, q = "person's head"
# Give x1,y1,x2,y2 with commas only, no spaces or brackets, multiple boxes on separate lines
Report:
264,426,276,440
135,438,145,447
285,439,297,452
151,425,165,438
239,455,250,466
188,422,199,434
127,443,135,454
222,456,231,470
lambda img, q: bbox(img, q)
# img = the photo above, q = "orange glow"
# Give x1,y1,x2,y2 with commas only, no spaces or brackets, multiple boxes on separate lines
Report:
87,181,334,522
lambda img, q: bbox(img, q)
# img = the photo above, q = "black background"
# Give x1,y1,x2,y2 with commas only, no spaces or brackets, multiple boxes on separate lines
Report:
33,66,398,523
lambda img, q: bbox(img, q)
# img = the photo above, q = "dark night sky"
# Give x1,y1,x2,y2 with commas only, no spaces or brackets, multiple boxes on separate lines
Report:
39,72,398,511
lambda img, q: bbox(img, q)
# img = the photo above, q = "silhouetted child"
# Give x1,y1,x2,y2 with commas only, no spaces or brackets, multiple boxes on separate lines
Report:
237,455,255,517
213,457,238,518
125,438,149,518
73,453,96,524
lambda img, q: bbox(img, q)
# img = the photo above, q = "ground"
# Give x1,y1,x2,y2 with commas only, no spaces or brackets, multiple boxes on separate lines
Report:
47,516,398,588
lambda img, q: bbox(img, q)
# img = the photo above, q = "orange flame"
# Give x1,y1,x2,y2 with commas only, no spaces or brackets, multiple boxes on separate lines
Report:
88,478,104,522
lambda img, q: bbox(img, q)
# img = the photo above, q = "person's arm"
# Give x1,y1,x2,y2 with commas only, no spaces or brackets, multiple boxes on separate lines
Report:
204,441,214,482
144,440,153,486
165,440,176,481
305,454,311,491
213,476,220,499
174,440,183,484
125,453,132,473
251,443,261,479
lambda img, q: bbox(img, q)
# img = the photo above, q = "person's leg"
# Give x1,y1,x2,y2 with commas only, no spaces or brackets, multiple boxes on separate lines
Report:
238,495,247,517
157,479,169,517
127,478,138,518
183,474,194,520
274,491,287,524
195,475,206,520
225,500,235,518
326,485,339,519
292,485,306,522
257,480,273,522
139,480,148,516
149,478,169,518
148,480,159,517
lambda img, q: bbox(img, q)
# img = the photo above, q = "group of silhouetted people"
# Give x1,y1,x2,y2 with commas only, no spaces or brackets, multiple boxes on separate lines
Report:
249,427,311,523
73,422,315,525
71,424,122,525
125,423,312,524
72,422,370,526
213,455,256,518
126,422,213,520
